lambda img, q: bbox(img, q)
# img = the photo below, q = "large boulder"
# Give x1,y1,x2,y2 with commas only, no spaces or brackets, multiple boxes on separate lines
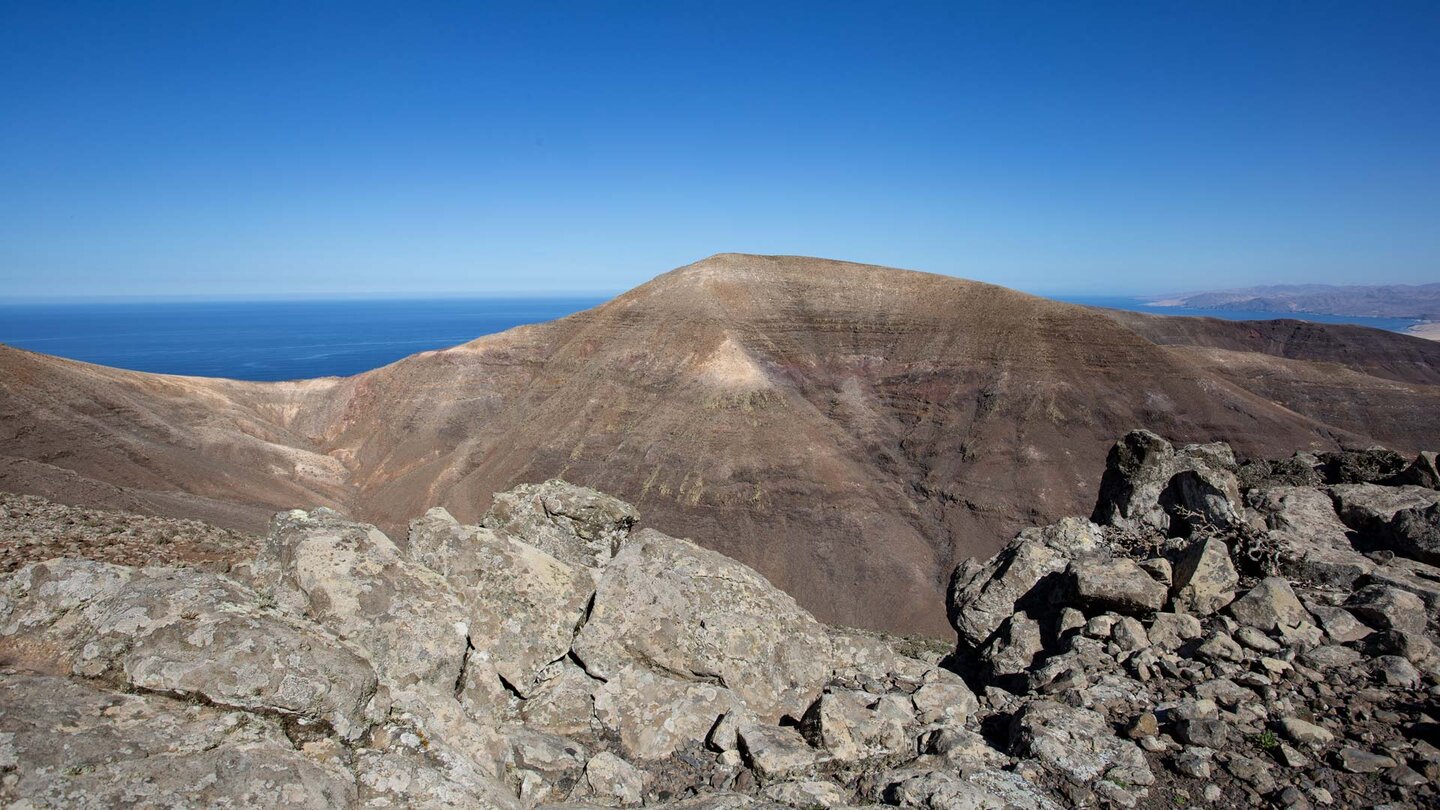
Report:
407,508,595,696
0,559,381,740
1091,430,1243,535
1331,484,1440,547
572,529,833,720
1381,452,1440,489
1227,577,1310,631
1247,486,1375,586
482,480,639,569
1387,503,1440,566
1066,557,1167,615
0,673,357,808
592,664,744,760
798,688,914,763
948,518,1104,650
251,508,470,692
1169,537,1239,616
1009,701,1153,790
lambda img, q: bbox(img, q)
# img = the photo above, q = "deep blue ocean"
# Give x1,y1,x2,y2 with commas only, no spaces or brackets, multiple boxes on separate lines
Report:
0,295,1418,382
0,298,604,381
1053,296,1419,333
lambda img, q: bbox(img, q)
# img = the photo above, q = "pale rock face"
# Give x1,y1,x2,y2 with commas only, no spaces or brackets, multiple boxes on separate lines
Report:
482,480,639,569
0,559,381,740
408,509,595,697
572,529,833,721
1227,577,1311,631
583,751,646,806
1067,558,1168,614
948,518,1104,649
736,724,829,781
520,657,602,736
1009,701,1153,789
1170,537,1239,616
254,508,470,692
0,673,357,809
1249,486,1376,586
798,688,914,763
1091,430,1243,535
592,664,743,761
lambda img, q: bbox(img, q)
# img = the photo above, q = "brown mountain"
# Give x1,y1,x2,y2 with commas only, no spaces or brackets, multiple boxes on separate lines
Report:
4,253,1439,635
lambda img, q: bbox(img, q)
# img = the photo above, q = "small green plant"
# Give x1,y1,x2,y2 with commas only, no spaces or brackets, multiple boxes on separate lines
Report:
1255,730,1279,750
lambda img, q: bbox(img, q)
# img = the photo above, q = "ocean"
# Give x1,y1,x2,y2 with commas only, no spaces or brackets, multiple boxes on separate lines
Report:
0,295,1418,382
0,297,605,381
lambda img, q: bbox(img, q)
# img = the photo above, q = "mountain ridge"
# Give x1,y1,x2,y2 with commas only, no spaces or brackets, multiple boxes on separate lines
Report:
3,253,1439,635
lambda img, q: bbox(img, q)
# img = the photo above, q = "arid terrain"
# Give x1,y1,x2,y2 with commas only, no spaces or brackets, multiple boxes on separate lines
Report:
4,253,1440,635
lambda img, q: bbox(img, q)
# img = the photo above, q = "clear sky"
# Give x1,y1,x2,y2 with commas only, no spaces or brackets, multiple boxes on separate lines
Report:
1,2,1437,299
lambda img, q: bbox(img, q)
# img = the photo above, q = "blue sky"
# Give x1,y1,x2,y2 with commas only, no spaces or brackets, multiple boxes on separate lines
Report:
1,2,1437,299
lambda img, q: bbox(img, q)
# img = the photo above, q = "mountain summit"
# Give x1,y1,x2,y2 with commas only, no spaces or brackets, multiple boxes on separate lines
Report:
3,254,1439,634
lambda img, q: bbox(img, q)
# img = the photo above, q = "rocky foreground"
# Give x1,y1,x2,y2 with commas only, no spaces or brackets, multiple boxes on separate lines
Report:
2,434,1439,808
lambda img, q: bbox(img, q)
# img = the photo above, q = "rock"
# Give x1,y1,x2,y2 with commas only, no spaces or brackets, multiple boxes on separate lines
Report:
1387,503,1440,566
573,528,833,720
0,673,357,809
1370,655,1422,688
1091,430,1242,535
1302,644,1364,670
521,658,601,735
408,512,595,697
1195,632,1244,663
1009,700,1153,788
947,518,1103,649
1068,558,1168,614
1248,486,1376,586
592,665,743,760
481,479,638,569
799,688,913,763
1337,747,1398,773
1331,484,1440,547
1225,754,1275,793
1347,585,1428,634
584,752,646,806
507,729,589,806
922,727,1012,769
1227,577,1310,631
1139,557,1173,586
253,508,470,692
0,559,381,741
1381,451,1440,489
1146,612,1203,650
1112,616,1150,651
909,677,979,726
1320,448,1410,485
761,780,850,808
1173,747,1212,778
1234,625,1281,653
1174,717,1231,748
1304,603,1372,644
737,724,828,780
980,613,1045,681
1278,717,1334,747
1170,537,1239,615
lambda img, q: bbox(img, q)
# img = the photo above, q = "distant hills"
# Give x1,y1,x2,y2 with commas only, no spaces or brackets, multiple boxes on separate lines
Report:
4,254,1440,635
1148,282,1440,322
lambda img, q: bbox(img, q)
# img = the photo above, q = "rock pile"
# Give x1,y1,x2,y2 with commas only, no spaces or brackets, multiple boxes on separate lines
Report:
2,434,1439,808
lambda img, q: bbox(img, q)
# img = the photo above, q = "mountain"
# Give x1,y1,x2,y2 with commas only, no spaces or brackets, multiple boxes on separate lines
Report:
4,253,1440,635
1147,282,1440,321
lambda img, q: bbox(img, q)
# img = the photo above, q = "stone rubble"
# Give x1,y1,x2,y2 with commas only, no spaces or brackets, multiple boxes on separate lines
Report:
2,432,1439,808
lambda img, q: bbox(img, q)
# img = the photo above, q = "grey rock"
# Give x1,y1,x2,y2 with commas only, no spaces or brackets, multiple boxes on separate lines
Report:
573,529,832,721
1278,716,1334,747
1347,584,1428,634
948,518,1103,649
584,751,646,806
737,724,828,781
1381,451,1440,489
481,479,638,569
1009,700,1153,787
980,612,1045,680
0,673,357,809
799,688,913,763
1068,558,1168,614
1331,484,1440,544
1227,577,1310,631
592,664,743,760
1387,502,1440,566
0,559,381,741
1170,537,1239,616
1091,430,1242,534
761,780,850,808
1146,612,1202,651
1337,747,1397,773
1249,486,1376,586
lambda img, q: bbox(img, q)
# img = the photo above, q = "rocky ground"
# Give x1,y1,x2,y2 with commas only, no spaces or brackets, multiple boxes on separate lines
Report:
1,434,1438,808
0,492,256,574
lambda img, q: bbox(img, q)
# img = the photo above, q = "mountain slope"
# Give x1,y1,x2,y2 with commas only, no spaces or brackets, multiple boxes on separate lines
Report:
4,253,1439,634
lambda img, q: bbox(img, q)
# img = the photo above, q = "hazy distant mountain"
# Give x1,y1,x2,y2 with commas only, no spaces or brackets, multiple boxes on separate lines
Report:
4,254,1440,635
1148,282,1440,320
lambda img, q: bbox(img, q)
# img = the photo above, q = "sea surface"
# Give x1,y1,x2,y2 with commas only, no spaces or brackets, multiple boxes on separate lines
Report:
0,295,1420,382
1053,296,1419,333
0,297,604,381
